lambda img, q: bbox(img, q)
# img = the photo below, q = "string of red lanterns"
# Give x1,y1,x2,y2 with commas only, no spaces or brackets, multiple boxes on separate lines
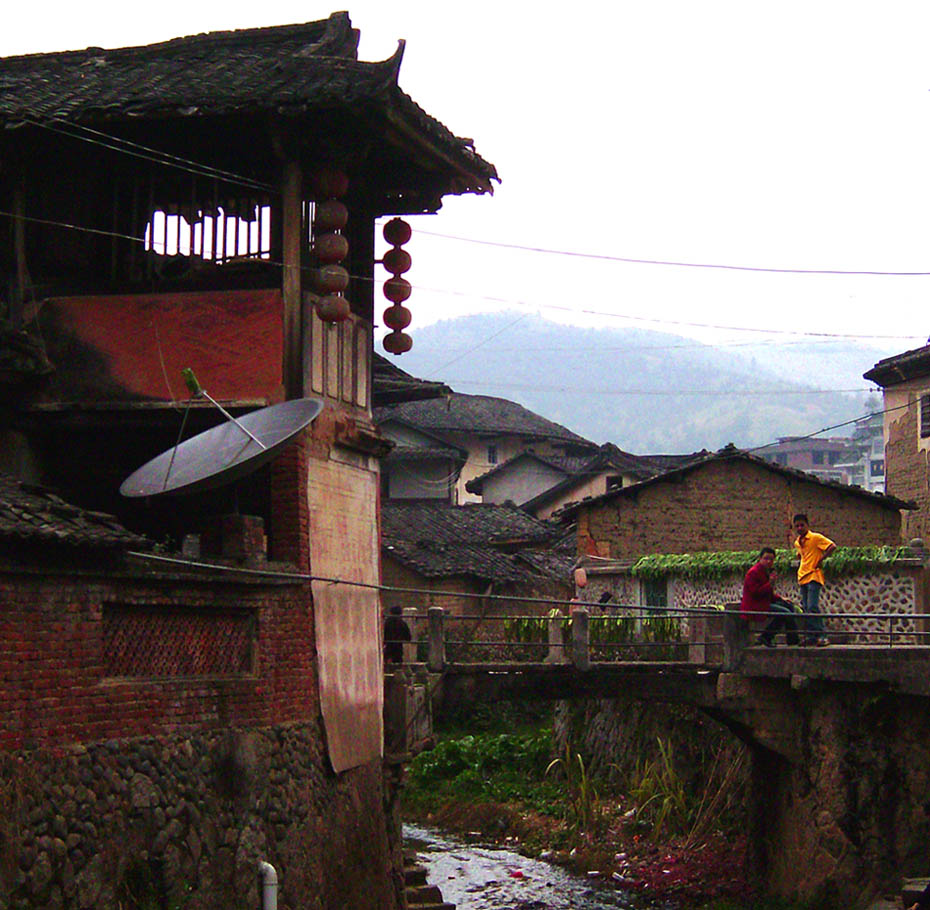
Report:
310,169,351,323
381,217,413,355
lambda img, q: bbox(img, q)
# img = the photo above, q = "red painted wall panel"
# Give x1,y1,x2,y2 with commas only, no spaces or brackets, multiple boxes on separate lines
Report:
40,289,284,403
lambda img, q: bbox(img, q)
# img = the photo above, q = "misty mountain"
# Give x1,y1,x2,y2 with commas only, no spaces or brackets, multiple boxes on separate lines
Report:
387,313,895,453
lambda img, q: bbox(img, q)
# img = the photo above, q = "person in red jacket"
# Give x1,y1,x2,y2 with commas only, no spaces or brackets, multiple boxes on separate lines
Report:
740,547,800,647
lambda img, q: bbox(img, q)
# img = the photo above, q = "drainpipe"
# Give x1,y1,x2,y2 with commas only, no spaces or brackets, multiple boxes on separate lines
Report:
257,861,278,910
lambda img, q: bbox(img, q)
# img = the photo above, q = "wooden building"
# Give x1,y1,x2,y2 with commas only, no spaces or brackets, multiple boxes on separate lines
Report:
0,12,495,909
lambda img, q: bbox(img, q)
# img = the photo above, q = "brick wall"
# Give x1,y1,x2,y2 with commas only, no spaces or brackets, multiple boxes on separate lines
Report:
580,459,902,561
0,566,316,752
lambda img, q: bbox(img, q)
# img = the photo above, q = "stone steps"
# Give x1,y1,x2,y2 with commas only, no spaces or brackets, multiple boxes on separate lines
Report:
403,855,454,909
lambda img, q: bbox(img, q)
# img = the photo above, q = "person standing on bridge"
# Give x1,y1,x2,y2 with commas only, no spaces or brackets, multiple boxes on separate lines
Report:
740,547,800,647
792,513,836,647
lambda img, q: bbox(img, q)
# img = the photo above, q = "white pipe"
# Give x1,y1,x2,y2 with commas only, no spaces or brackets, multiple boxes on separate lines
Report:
257,861,278,910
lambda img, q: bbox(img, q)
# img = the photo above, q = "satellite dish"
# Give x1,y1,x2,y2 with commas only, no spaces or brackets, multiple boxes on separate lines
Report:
120,397,324,498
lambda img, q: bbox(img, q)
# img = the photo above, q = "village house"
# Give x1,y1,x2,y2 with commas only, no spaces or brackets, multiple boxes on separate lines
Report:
465,442,701,519
864,343,930,542
555,445,910,606
375,392,598,504
0,12,495,909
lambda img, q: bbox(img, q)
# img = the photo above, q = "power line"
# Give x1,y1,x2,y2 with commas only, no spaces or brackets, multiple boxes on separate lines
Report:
414,227,930,277
26,118,275,193
25,115,930,283
402,281,925,341
443,379,875,397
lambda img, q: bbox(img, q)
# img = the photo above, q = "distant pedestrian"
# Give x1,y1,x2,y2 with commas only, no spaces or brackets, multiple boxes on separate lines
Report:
383,606,411,664
792,513,836,647
740,547,800,647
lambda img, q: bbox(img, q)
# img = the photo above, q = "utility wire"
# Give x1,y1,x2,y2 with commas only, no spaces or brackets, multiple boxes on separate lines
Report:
0,206,924,345
14,118,930,288
414,228,930,277
25,118,275,193
444,379,875,397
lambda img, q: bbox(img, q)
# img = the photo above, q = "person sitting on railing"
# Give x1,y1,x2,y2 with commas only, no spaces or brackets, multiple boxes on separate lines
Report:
383,605,412,664
740,547,800,648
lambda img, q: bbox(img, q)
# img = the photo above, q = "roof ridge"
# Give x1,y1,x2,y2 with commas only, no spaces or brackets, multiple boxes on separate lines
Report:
0,13,357,67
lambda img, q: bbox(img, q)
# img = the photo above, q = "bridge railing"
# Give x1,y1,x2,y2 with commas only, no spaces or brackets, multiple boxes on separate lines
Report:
386,602,930,672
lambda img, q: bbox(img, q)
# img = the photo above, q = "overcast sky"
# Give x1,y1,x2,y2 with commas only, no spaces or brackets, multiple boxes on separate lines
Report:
5,1,930,374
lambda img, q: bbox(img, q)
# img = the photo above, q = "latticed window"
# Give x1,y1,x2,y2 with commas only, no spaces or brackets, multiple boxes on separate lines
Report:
103,604,256,678
920,394,930,439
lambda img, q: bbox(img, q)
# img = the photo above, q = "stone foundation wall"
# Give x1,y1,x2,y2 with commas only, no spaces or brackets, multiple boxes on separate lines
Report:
0,723,401,910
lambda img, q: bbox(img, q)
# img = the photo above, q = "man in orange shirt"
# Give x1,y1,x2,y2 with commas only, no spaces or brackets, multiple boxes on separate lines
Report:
792,513,836,647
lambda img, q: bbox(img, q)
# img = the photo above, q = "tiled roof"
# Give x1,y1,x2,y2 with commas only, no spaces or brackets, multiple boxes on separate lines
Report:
466,443,659,499
382,502,565,583
863,343,930,386
638,451,710,473
373,353,452,407
0,12,497,193
0,475,148,551
375,393,596,446
387,445,465,463
553,444,914,519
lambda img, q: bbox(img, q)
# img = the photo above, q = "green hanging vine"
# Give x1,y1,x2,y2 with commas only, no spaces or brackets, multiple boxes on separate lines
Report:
630,545,914,583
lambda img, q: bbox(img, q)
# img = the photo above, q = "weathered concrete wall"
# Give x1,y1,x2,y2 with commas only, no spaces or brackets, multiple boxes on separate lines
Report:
577,458,903,561
0,724,400,910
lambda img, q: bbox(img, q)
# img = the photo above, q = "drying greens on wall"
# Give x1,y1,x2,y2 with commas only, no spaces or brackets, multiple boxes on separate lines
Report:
629,545,916,583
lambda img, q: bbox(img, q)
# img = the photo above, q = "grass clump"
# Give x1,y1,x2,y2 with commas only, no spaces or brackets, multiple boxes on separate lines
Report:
406,727,563,815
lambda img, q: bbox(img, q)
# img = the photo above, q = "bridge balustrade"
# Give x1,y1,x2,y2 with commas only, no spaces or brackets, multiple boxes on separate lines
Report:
384,599,930,673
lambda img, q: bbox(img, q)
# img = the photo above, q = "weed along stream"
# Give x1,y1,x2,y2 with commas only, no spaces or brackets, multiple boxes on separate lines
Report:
401,711,752,909
404,822,677,910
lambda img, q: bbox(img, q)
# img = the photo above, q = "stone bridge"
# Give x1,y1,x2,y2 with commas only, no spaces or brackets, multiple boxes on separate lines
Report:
385,606,930,908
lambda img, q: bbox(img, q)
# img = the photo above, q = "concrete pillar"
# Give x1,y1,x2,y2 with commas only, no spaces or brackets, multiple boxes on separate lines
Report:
571,608,590,672
546,613,568,664
722,604,750,670
428,607,445,671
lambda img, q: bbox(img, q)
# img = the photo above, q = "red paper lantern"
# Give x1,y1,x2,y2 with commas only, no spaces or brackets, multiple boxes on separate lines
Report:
383,276,412,303
383,304,412,331
316,294,351,323
314,264,350,294
314,199,349,232
383,217,412,246
315,233,349,264
383,331,412,355
383,248,412,275
315,169,349,199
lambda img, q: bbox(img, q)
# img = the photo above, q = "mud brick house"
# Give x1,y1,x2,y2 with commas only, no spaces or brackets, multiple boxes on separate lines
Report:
375,392,598,505
865,344,930,542
0,12,495,909
556,444,911,565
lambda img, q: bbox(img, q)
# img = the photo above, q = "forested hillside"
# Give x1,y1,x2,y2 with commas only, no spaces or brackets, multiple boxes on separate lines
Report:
386,313,892,453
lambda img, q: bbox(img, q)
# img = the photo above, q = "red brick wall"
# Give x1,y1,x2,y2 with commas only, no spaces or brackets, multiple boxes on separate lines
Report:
0,568,315,751
579,459,902,561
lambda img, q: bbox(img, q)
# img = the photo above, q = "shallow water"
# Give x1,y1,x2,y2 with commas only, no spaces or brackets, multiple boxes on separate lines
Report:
404,823,677,910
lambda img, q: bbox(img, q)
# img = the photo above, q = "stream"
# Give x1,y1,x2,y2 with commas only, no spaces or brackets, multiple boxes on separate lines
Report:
404,823,679,910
